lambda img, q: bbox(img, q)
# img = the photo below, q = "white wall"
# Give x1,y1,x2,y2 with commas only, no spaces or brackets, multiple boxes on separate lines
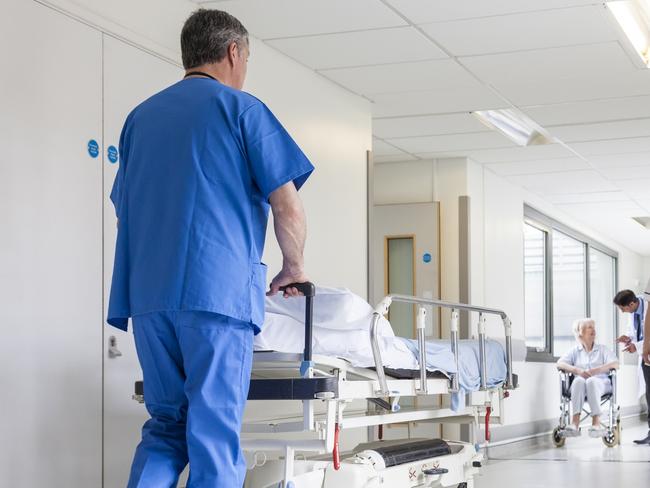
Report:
376,158,478,326
38,0,191,61
44,0,372,297
36,0,373,461
374,157,649,438
245,37,371,297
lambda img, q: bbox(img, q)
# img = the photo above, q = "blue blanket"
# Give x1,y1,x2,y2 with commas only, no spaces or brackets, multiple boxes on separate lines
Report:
397,338,507,411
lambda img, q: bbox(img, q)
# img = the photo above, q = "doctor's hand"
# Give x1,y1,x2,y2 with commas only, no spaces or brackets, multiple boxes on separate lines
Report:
616,335,631,344
623,343,637,354
267,266,309,298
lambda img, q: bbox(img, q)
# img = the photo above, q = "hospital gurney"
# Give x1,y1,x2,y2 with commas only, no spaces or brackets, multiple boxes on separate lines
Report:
243,283,517,487
133,283,518,487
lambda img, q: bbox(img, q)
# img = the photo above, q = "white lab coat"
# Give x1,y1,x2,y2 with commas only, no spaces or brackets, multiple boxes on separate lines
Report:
623,296,648,399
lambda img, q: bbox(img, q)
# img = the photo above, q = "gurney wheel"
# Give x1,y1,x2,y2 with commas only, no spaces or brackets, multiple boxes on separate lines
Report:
552,427,565,448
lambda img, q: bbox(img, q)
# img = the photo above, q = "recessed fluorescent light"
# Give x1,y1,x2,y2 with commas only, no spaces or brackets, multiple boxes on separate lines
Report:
632,216,650,229
606,0,650,67
471,109,555,147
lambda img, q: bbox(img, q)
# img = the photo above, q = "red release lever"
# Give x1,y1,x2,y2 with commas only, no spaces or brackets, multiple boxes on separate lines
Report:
485,406,492,442
333,422,341,470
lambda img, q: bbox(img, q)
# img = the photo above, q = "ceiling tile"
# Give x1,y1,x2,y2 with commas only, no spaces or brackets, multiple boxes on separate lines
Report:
557,201,646,217
634,198,650,213
461,43,650,106
372,137,409,156
457,144,574,164
560,214,650,254
373,153,419,163
321,59,486,96
523,96,650,126
507,170,618,195
387,131,514,153
559,201,645,213
570,137,650,156
205,0,405,39
588,152,650,168
549,118,650,143
411,144,573,162
485,157,589,176
612,178,650,198
598,164,650,180
373,113,489,138
421,6,615,57
544,191,630,204
371,87,507,117
267,27,446,70
383,0,599,23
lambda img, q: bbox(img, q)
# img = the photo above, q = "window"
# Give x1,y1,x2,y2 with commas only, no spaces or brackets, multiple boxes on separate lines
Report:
590,249,617,349
524,206,618,361
524,223,547,350
552,231,586,358
386,236,415,339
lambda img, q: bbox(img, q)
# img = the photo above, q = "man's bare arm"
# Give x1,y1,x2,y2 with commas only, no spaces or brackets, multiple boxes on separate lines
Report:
267,182,308,297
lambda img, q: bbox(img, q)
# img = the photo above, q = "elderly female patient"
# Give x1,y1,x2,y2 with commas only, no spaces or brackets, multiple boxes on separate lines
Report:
556,318,619,437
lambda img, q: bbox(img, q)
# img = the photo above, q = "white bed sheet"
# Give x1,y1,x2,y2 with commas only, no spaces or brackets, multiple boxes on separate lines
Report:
255,287,526,369
255,286,419,369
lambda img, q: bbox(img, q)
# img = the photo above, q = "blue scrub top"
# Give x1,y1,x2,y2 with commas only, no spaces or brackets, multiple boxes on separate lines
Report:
107,78,314,333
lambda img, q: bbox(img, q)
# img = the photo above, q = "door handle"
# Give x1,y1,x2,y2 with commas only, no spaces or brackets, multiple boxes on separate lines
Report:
108,335,122,358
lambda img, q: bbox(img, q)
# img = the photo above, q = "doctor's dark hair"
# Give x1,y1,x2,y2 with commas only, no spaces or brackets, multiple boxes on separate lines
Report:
181,9,248,70
613,289,638,307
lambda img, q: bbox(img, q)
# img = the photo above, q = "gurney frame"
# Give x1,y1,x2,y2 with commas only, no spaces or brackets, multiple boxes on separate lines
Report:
241,284,518,487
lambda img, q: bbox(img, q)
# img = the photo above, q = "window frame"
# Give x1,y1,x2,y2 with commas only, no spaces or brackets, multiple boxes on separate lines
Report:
524,205,619,362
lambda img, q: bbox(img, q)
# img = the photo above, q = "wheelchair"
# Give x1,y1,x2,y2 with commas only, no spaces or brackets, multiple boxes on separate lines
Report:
552,369,621,448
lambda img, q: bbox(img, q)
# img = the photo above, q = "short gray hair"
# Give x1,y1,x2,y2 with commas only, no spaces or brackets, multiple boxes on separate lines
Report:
573,318,595,341
181,9,248,70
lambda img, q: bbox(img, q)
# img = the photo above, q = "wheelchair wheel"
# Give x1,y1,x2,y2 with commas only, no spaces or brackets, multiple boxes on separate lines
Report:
602,421,620,448
552,427,565,448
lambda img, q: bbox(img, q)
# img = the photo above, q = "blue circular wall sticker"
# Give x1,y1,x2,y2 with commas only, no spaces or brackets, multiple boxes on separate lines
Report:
423,252,432,263
107,145,119,164
87,139,99,158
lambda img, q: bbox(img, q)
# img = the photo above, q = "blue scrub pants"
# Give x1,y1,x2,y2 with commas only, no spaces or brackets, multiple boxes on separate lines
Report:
127,311,254,488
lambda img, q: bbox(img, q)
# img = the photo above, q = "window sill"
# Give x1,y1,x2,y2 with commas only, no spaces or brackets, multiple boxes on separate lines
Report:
525,349,557,363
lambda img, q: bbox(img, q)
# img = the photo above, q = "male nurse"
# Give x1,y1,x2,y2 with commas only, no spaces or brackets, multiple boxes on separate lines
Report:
614,289,650,444
106,9,314,487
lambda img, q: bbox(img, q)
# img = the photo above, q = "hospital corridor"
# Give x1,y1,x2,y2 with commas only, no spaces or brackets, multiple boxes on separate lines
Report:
4,1,650,487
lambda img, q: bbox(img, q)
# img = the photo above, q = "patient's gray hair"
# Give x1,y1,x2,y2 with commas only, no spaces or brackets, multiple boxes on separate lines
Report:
181,9,249,69
572,317,595,341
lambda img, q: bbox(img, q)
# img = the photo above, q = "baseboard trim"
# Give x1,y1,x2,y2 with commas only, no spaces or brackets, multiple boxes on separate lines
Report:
484,405,645,447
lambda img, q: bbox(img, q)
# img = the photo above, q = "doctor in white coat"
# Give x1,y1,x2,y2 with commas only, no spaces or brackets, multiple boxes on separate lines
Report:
614,288,650,444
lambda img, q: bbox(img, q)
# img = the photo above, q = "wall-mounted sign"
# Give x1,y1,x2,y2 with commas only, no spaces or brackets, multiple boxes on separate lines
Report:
107,145,119,164
87,139,99,158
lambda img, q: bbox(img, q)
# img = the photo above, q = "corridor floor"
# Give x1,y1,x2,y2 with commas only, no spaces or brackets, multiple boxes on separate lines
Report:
475,419,650,487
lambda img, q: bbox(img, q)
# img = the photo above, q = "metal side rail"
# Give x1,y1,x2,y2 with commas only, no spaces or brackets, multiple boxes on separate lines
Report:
371,294,516,399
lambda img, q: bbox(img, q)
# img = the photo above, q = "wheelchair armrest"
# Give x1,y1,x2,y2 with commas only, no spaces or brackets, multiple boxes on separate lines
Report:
608,368,617,377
